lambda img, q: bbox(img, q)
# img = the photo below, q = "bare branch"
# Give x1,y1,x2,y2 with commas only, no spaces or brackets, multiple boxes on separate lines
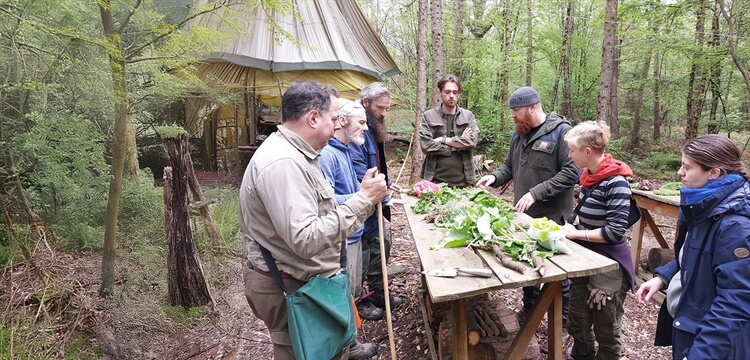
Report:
117,0,144,34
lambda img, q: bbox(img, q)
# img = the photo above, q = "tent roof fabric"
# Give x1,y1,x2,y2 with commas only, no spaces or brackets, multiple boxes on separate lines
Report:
187,0,400,81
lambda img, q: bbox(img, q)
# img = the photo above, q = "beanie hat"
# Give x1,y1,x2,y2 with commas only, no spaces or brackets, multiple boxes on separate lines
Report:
509,86,541,109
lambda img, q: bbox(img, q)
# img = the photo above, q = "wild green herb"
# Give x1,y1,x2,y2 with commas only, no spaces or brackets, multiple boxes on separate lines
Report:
422,188,552,265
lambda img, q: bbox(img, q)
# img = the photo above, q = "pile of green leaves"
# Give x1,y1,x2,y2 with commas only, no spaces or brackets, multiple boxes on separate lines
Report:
654,182,681,196
425,189,552,265
411,186,461,214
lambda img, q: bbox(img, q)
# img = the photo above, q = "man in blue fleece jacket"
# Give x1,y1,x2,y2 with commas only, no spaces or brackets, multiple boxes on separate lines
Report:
319,98,379,360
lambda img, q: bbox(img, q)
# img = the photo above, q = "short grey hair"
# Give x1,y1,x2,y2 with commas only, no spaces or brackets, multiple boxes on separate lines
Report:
357,82,391,103
338,98,365,126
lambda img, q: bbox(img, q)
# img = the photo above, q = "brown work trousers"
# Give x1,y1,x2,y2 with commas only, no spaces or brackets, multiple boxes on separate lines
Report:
243,266,349,360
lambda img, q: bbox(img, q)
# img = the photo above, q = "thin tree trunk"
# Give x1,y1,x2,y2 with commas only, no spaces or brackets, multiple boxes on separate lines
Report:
596,0,618,123
186,149,225,251
562,1,574,117
498,0,513,132
525,0,532,86
629,55,652,149
453,0,464,76
706,2,722,134
685,0,708,141
610,39,621,138
411,0,429,185
99,0,129,297
164,137,213,308
718,0,750,94
652,52,663,141
431,0,444,107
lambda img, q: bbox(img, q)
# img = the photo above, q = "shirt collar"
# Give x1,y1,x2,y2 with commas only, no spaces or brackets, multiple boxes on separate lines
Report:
277,125,320,160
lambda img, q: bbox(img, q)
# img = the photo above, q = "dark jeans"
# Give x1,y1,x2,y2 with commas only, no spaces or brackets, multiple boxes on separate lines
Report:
523,278,571,326
361,233,391,306
568,270,629,360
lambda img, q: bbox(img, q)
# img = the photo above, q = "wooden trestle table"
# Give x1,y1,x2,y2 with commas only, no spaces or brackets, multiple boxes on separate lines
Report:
403,195,618,360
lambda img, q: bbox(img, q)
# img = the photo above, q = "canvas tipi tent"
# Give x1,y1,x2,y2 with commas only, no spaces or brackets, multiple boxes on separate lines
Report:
184,0,399,170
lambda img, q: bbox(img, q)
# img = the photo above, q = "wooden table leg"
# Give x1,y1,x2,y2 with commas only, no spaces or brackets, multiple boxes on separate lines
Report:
504,281,563,360
630,212,646,275
452,298,468,360
547,282,563,360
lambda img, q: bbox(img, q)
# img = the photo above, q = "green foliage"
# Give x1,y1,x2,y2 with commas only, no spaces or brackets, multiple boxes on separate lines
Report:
162,305,208,326
155,125,189,138
646,152,682,173
195,187,241,250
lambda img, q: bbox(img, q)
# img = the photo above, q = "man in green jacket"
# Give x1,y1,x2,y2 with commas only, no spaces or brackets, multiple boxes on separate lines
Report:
419,74,479,187
476,86,579,331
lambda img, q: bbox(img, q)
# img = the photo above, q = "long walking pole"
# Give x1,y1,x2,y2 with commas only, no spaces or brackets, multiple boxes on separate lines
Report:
378,202,397,360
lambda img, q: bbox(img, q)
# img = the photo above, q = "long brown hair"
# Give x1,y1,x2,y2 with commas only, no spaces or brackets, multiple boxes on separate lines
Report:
682,134,749,182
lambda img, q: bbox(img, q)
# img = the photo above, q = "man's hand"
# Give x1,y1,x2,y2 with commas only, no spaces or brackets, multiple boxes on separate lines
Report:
359,167,387,204
388,183,402,193
636,277,664,305
476,175,496,189
514,192,536,213
461,127,473,138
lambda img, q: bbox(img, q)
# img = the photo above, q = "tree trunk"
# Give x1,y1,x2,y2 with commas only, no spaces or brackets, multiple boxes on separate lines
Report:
718,0,750,95
609,39,621,138
453,0,464,76
525,0,533,86
596,0,618,124
186,146,225,251
652,51,663,141
706,2,722,134
629,55,651,149
411,0,429,185
685,0,708,141
431,0,444,107
497,0,513,134
164,136,213,308
99,0,129,297
552,0,574,115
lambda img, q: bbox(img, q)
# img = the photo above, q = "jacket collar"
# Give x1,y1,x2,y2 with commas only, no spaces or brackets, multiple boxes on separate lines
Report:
681,178,749,220
425,106,470,127
277,125,319,160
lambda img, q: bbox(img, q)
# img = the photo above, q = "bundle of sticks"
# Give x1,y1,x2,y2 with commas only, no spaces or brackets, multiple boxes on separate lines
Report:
467,302,509,345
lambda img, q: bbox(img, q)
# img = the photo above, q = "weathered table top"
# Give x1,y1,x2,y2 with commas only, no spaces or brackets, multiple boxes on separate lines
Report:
403,194,619,303
631,189,680,207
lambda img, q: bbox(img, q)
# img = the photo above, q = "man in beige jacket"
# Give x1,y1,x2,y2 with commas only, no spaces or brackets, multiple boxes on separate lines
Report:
240,81,387,360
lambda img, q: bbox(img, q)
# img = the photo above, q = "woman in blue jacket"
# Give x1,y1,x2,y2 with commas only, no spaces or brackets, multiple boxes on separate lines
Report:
636,134,750,359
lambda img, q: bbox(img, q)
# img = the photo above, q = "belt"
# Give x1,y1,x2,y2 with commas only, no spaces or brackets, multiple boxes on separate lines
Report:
248,261,294,279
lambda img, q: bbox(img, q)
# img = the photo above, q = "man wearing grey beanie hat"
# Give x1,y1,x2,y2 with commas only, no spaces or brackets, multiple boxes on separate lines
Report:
477,86,580,337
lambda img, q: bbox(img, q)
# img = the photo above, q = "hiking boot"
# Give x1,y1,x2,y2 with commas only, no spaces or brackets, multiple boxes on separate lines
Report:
348,340,378,359
515,309,528,325
357,301,384,321
369,293,404,310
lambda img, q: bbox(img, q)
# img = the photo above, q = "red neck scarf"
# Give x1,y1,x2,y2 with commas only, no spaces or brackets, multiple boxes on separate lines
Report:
580,153,633,188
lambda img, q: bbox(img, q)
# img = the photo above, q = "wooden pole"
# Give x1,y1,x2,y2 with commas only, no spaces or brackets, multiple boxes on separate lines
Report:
378,202,397,360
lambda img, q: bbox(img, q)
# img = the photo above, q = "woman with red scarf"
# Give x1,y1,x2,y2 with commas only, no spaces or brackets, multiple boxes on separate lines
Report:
563,120,635,360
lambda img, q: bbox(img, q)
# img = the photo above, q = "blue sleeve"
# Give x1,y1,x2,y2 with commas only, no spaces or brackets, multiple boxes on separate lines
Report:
318,151,348,205
687,215,750,359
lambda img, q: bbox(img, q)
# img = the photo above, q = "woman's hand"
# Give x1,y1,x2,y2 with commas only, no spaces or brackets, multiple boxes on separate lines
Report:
636,277,664,305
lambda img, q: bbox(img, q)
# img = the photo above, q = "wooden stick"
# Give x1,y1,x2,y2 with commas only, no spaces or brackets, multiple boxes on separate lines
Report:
473,308,494,337
489,312,509,338
490,244,527,274
476,304,500,337
466,305,482,346
378,202,397,360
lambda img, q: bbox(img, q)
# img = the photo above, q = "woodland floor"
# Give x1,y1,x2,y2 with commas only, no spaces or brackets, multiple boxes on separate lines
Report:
0,140,674,360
